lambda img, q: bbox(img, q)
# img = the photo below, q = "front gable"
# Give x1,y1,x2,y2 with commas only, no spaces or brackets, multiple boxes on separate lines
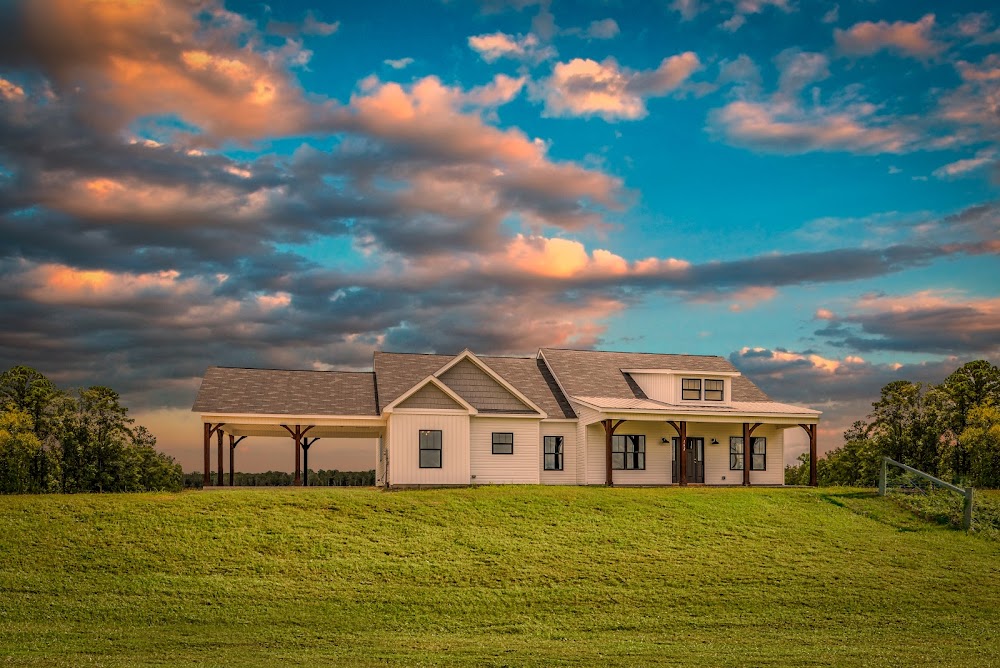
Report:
396,382,467,410
433,350,545,416
438,358,535,413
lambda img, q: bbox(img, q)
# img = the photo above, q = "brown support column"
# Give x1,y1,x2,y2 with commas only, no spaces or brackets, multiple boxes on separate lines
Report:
742,423,751,486
294,426,302,486
203,423,211,487
229,434,235,487
666,421,688,486
217,428,224,486
799,423,818,487
679,421,687,486
302,437,319,487
601,420,625,486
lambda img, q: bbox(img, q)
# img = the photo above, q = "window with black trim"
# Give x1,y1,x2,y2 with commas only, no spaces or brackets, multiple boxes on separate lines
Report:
492,432,513,455
705,379,724,401
419,430,442,468
730,436,766,470
681,378,702,400
543,436,563,471
612,434,646,470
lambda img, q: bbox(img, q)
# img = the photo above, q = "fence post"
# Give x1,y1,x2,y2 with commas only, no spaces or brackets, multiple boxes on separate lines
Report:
964,488,974,531
878,457,886,496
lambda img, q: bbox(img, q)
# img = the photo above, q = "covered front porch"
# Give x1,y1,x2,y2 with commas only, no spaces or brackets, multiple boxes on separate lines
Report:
199,414,386,487
573,398,819,487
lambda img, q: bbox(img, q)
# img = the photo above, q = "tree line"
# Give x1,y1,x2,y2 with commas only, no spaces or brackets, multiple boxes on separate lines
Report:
786,360,1000,488
0,365,182,493
183,469,376,488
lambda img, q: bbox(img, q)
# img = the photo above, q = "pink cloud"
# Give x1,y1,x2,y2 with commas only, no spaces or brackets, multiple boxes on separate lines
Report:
10,0,323,142
835,14,943,58
536,52,701,121
711,99,914,154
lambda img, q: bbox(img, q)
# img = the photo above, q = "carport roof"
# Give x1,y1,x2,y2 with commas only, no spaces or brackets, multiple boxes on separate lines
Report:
192,367,379,416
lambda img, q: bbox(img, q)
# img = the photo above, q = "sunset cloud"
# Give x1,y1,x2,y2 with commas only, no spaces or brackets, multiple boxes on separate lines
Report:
536,52,701,121
835,14,943,59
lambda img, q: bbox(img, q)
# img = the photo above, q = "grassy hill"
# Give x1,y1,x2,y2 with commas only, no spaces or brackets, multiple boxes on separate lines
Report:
1,487,998,667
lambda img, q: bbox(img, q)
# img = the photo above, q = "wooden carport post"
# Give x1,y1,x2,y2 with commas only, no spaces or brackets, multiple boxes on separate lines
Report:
666,421,687,486
281,425,314,486
203,423,225,487
742,422,762,486
601,419,625,486
229,434,246,487
217,428,224,486
799,424,818,487
302,437,319,486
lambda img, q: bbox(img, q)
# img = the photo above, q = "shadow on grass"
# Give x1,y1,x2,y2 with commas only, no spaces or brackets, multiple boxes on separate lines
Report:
820,489,941,533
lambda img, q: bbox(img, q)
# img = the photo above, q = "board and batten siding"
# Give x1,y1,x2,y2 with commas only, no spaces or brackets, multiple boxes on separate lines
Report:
469,417,540,484
386,412,470,486
584,420,674,485
539,421,577,484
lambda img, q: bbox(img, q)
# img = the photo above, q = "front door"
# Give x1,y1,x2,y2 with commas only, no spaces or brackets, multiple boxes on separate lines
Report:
672,437,705,483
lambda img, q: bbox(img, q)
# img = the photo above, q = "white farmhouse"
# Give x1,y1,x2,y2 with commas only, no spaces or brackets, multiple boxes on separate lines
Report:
192,348,820,487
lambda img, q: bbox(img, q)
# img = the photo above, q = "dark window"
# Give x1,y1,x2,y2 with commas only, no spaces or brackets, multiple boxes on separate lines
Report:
543,436,563,471
419,430,442,468
681,378,702,400
492,432,514,455
752,437,766,471
612,434,646,470
705,379,724,401
729,436,743,470
730,436,766,470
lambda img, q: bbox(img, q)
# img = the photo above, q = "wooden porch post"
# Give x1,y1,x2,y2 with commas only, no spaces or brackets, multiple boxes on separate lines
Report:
203,423,211,487
217,428,224,486
667,421,688,486
742,423,763,486
229,435,246,487
742,423,751,486
799,424,818,487
601,419,625,486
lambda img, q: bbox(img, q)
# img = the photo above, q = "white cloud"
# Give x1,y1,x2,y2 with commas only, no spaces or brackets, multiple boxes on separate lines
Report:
536,53,701,121
383,57,414,70
468,31,555,64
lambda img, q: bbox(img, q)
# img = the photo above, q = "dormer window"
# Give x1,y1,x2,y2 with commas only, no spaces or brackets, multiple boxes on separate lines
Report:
682,377,725,401
681,378,702,400
705,379,724,401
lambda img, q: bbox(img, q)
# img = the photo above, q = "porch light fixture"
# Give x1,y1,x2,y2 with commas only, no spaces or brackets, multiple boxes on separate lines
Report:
660,437,669,443
711,438,719,445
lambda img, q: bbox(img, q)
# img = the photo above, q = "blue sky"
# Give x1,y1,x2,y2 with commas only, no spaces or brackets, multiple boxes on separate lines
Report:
0,0,997,470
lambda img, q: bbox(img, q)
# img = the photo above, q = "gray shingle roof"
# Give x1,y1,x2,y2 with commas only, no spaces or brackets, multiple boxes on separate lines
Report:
192,367,379,416
373,352,576,418
538,348,773,402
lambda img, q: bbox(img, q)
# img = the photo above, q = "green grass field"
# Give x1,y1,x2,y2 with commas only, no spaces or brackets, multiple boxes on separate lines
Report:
1,487,998,667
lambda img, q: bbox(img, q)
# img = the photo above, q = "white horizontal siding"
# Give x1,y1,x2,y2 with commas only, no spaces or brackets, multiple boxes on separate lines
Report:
571,402,602,485
585,421,673,485
539,421,577,485
387,412,470,486
470,417,540,484
694,422,784,485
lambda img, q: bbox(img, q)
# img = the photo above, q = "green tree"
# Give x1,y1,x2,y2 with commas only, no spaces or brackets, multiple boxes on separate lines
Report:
867,381,943,475
935,361,1000,482
961,406,1000,488
0,410,60,493
0,366,63,442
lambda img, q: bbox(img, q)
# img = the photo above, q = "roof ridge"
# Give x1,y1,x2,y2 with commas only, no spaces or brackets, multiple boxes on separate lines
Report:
209,366,374,374
539,347,726,359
